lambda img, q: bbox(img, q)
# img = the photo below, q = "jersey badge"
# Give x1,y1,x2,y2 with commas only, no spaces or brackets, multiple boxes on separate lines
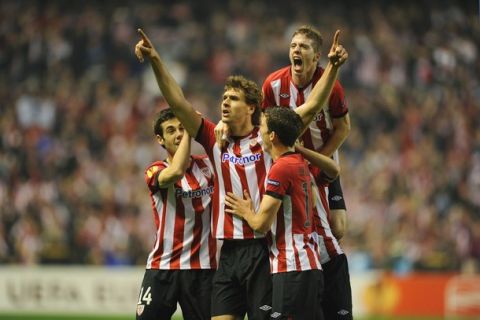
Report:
136,304,145,316
267,179,280,186
146,166,159,178
200,167,212,178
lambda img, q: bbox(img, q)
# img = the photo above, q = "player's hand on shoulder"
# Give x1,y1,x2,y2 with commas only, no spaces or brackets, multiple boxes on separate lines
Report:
214,121,230,148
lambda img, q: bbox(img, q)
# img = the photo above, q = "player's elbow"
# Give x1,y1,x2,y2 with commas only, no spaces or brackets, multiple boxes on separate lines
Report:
158,169,185,187
326,163,340,182
339,115,351,136
169,168,186,180
331,163,340,179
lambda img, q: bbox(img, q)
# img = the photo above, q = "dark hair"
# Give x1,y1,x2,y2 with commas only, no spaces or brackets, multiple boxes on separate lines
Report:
225,75,262,126
264,106,303,147
292,25,323,53
153,108,176,137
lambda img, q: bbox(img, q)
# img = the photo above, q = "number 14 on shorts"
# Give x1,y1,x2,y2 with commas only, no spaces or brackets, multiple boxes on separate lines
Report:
137,286,153,305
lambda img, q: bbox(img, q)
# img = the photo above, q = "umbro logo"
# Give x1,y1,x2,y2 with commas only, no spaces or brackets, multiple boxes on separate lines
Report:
271,311,282,318
337,309,350,316
259,305,272,311
279,93,290,99
331,195,343,201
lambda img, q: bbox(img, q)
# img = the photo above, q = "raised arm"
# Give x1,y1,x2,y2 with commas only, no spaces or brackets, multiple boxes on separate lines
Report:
295,30,348,132
135,29,202,137
157,131,192,188
225,191,281,234
295,144,340,181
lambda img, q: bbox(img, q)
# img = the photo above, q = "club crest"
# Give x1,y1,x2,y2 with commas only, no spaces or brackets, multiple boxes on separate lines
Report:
136,304,145,316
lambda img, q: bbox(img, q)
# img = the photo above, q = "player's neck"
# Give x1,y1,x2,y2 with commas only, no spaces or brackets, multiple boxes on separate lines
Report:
229,121,254,137
291,67,316,88
271,144,294,161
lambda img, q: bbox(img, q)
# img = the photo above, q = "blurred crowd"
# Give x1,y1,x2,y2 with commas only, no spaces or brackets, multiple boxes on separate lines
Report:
1,0,479,273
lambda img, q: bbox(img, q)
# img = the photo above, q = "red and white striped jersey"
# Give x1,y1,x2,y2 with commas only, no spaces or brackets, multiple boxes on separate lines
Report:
262,66,348,156
265,152,321,273
196,119,272,240
309,166,344,264
144,155,217,270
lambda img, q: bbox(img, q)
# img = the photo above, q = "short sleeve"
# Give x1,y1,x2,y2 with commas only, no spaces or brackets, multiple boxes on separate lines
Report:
265,162,290,200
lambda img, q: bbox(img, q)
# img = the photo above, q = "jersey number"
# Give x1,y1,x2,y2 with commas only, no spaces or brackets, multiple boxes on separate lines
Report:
303,182,311,227
137,286,153,305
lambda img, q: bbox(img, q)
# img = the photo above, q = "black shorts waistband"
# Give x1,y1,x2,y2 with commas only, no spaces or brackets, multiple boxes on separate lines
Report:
222,238,267,247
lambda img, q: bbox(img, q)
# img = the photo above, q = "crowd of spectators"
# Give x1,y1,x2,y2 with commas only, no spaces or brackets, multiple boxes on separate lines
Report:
1,0,479,273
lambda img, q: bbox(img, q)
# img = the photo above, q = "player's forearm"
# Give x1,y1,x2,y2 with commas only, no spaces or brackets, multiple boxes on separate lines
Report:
149,56,200,137
296,63,339,130
157,135,191,187
296,145,340,179
319,116,350,157
244,211,270,234
330,210,346,240
171,134,191,172
318,129,348,158
150,56,187,109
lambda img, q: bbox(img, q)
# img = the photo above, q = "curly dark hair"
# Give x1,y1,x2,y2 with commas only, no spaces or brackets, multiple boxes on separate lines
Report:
225,75,262,126
264,106,303,147
153,108,176,137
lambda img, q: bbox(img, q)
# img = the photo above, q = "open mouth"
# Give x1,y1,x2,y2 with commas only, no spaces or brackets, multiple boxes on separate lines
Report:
293,57,303,67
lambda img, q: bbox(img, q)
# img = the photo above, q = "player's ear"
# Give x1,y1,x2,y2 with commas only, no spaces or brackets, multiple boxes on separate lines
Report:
156,134,165,146
247,104,255,115
269,131,276,142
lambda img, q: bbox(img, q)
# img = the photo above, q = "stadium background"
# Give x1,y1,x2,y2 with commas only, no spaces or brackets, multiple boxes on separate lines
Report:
0,0,479,318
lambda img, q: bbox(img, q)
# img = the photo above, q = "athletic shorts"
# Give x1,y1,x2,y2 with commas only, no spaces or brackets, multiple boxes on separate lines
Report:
211,238,272,319
321,254,353,319
271,269,324,319
328,177,347,211
136,269,214,320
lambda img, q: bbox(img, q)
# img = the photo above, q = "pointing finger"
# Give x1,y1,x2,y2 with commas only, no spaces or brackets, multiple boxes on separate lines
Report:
333,30,340,47
137,28,151,45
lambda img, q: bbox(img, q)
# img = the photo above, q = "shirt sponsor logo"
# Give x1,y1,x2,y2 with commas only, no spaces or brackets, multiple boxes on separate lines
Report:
175,186,214,198
222,153,262,165
267,179,280,186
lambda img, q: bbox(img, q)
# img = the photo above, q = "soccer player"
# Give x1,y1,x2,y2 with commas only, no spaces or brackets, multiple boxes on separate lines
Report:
135,28,347,320
262,25,350,240
224,107,340,319
136,109,217,320
262,25,353,319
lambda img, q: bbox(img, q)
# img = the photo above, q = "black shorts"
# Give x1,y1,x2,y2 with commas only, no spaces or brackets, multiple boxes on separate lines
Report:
328,177,347,211
271,269,324,320
136,269,214,320
211,238,272,319
321,254,353,319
